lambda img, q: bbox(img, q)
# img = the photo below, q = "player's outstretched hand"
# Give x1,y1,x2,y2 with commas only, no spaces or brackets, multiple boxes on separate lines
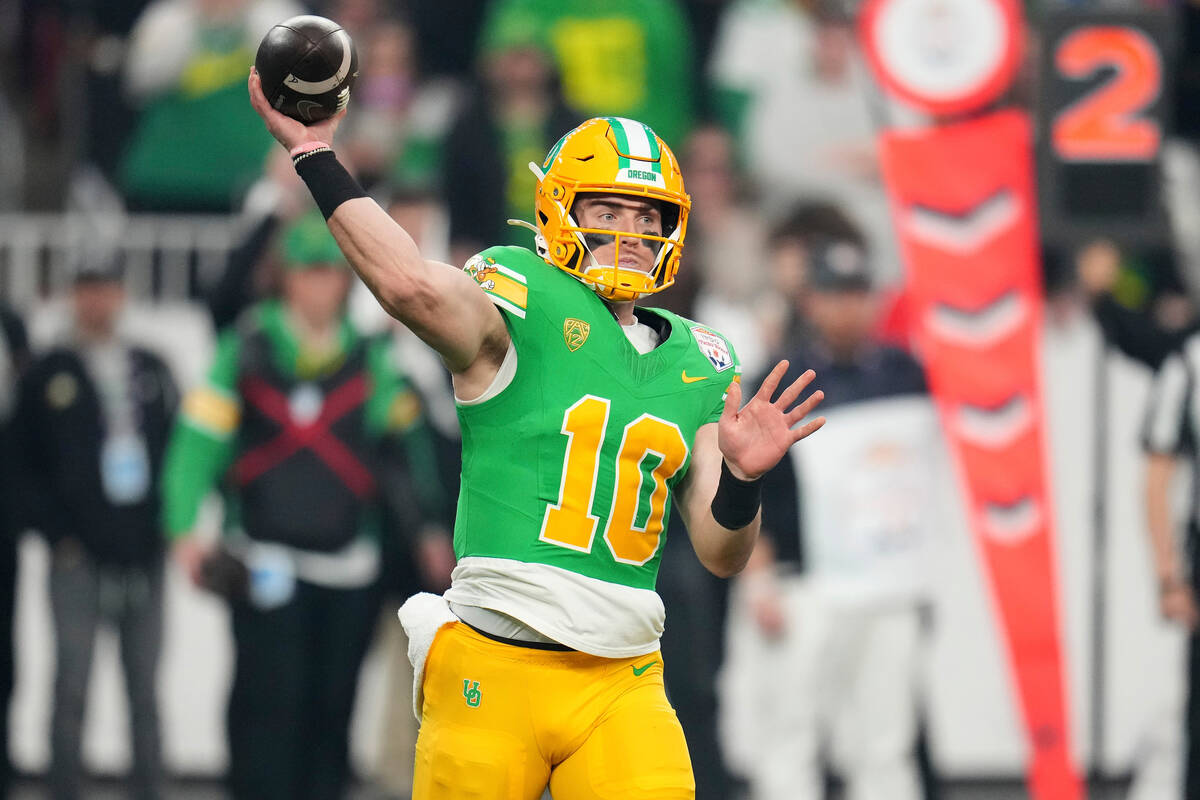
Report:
718,360,824,481
248,68,345,152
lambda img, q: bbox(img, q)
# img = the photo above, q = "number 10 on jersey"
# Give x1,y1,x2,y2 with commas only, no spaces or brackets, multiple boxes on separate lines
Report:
540,395,690,566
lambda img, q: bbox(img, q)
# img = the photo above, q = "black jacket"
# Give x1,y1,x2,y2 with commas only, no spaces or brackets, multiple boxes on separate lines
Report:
443,90,582,248
13,343,178,565
0,306,29,544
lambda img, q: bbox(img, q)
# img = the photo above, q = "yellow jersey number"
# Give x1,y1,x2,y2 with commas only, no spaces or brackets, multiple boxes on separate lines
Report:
539,395,689,565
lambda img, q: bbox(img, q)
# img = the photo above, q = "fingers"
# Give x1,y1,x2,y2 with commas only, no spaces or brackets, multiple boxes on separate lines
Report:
774,368,815,409
785,389,825,427
247,69,281,127
247,68,267,110
722,377,742,418
790,415,826,443
754,360,789,404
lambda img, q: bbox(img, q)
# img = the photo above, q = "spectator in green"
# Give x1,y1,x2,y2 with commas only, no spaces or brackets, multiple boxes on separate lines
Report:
477,0,696,148
119,0,303,211
162,211,448,800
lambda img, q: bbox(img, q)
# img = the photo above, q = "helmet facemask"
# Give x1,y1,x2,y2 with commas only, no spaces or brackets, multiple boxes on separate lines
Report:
516,117,691,303
563,196,683,302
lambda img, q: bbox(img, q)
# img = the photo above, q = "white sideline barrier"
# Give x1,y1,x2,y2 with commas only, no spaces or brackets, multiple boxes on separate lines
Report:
0,214,241,307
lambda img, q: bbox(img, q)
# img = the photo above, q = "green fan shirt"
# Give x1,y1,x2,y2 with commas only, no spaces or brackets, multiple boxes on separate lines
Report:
477,0,696,148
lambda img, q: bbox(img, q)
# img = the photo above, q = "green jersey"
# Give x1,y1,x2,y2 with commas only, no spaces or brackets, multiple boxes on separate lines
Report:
477,0,696,147
121,26,274,211
443,246,739,657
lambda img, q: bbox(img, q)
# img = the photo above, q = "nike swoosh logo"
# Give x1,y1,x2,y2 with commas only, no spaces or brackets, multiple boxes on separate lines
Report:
631,660,659,676
681,371,708,384
296,99,323,121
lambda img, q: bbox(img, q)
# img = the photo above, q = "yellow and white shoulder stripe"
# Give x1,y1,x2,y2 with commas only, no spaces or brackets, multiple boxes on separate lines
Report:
465,255,528,319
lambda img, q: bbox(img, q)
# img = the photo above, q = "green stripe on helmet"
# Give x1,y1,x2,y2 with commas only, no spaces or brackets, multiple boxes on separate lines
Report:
642,123,662,162
645,128,662,174
610,118,663,176
605,116,632,170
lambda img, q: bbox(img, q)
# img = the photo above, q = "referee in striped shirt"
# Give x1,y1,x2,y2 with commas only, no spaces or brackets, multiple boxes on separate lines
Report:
1144,334,1200,798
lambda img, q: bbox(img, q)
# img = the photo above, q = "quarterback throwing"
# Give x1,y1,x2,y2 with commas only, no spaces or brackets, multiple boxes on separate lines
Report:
249,67,824,799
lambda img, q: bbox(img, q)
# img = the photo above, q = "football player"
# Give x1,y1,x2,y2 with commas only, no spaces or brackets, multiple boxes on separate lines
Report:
248,70,825,799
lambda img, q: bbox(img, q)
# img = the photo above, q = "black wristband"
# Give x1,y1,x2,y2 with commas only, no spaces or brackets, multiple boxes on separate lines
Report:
292,149,366,220
710,460,763,530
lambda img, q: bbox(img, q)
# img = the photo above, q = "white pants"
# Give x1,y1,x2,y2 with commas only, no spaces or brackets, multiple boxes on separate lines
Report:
718,575,923,800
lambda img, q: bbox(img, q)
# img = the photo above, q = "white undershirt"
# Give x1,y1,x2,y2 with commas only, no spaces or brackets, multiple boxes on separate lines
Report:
622,320,661,354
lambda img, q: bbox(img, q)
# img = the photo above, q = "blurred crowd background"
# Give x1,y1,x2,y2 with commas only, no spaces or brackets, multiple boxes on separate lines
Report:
0,0,1198,798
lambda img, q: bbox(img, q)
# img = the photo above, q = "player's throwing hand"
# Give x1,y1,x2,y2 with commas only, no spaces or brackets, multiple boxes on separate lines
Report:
247,68,345,153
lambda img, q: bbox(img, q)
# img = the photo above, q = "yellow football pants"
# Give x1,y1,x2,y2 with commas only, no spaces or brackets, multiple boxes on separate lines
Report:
412,621,695,799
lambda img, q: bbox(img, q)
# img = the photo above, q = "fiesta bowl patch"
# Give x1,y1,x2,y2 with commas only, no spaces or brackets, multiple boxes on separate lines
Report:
691,326,733,372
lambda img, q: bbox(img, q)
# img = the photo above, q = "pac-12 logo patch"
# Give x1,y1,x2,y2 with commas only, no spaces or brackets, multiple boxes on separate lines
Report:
563,318,590,352
691,326,733,372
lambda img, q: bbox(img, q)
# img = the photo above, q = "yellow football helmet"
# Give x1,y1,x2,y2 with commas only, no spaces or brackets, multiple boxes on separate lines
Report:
523,117,690,303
